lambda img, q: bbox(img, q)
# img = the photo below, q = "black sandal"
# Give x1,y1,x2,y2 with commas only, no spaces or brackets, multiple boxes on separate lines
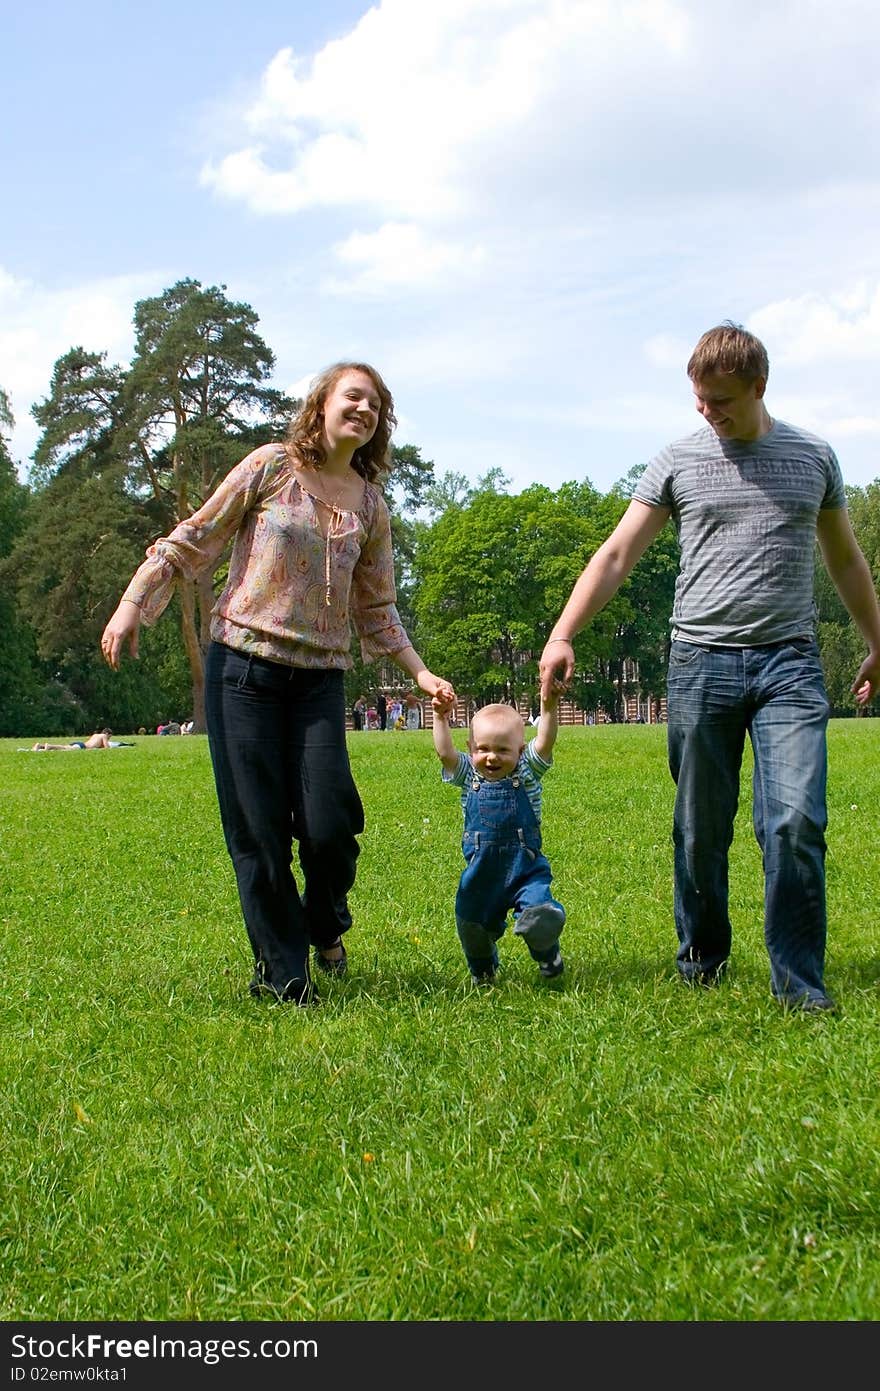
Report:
314,939,348,978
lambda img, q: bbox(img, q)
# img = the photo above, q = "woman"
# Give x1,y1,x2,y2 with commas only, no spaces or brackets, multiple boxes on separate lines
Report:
102,362,454,1005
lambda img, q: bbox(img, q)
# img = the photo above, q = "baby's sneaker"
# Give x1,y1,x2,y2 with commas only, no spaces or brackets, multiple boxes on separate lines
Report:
537,945,564,980
470,965,497,986
468,945,499,986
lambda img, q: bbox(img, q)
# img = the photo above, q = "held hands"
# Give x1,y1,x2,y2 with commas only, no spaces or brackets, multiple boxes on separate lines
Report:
101,601,141,671
417,670,456,705
431,689,456,721
539,638,573,703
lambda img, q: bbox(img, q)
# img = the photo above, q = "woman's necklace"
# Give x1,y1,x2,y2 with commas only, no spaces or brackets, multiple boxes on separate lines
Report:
294,466,353,606
320,495,346,607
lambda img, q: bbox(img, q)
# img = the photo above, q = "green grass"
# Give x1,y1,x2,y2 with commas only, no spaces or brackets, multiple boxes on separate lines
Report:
1,721,879,1320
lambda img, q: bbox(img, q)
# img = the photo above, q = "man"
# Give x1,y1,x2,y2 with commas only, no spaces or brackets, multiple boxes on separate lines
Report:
540,322,880,1013
31,728,115,751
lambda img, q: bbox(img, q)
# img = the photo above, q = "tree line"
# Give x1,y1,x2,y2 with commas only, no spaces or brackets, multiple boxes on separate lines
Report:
0,279,878,737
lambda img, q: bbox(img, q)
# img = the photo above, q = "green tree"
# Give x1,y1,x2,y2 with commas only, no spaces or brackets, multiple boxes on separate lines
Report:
120,280,297,728
29,349,127,488
7,466,171,732
603,503,678,717
8,349,166,730
847,481,880,581
344,442,438,709
422,469,473,517
817,620,867,715
385,442,438,614
412,480,678,716
19,284,297,732
612,461,648,498
816,482,880,714
412,483,607,705
0,390,47,734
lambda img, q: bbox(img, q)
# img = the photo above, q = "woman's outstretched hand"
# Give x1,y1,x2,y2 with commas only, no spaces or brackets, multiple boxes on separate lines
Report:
417,670,456,705
101,600,142,671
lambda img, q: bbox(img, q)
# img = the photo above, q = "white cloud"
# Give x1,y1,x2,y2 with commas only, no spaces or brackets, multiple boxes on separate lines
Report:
200,135,379,214
830,415,880,437
496,390,694,436
198,0,880,251
190,0,880,500
9,0,880,501
768,390,880,439
199,0,693,222
750,283,880,366
287,371,318,402
379,326,525,386
327,221,487,293
643,333,692,370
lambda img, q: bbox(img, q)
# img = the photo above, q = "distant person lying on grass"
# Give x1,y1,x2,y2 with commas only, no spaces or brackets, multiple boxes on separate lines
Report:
31,728,132,750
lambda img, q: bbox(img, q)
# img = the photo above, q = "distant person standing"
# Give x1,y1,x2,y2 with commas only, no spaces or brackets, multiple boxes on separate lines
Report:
377,691,388,731
540,322,880,1014
352,696,366,731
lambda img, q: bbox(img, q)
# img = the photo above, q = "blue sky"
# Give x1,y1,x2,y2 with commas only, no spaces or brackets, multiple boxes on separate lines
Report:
3,0,880,496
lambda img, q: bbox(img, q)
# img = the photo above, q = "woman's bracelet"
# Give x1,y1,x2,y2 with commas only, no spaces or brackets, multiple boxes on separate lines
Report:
544,637,573,645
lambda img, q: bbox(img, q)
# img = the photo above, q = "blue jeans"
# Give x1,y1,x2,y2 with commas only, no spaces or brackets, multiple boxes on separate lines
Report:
666,638,830,1005
205,642,364,997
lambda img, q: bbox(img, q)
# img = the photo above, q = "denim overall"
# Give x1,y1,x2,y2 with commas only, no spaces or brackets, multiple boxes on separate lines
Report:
455,767,565,978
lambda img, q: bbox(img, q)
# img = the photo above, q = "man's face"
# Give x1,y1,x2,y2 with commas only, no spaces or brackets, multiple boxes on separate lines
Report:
691,371,767,442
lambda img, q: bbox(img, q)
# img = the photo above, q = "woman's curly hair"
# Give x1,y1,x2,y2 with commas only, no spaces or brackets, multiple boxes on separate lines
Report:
285,362,397,483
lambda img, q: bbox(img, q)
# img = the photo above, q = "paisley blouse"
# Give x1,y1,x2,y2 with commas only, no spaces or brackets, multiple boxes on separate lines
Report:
120,443,411,669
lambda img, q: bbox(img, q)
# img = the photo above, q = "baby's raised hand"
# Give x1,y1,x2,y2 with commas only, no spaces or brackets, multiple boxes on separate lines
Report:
432,690,455,718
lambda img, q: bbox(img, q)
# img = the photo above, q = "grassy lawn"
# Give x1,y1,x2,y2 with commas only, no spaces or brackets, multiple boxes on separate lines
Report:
1,721,879,1321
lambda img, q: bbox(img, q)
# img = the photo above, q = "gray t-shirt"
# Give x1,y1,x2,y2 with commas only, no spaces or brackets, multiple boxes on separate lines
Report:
633,419,846,646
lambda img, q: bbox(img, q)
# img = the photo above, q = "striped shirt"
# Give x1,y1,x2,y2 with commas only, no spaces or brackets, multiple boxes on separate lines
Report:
441,738,552,821
633,420,846,646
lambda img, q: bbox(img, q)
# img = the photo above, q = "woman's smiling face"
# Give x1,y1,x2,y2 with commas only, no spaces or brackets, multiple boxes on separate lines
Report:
321,369,382,453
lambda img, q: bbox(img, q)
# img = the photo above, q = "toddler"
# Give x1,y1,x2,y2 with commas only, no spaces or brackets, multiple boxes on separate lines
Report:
431,692,565,984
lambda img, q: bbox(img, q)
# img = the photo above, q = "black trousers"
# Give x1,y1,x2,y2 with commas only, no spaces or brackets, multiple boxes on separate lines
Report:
205,642,364,993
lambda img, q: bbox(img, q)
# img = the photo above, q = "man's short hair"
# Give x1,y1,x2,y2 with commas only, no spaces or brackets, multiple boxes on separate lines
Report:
687,321,769,385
